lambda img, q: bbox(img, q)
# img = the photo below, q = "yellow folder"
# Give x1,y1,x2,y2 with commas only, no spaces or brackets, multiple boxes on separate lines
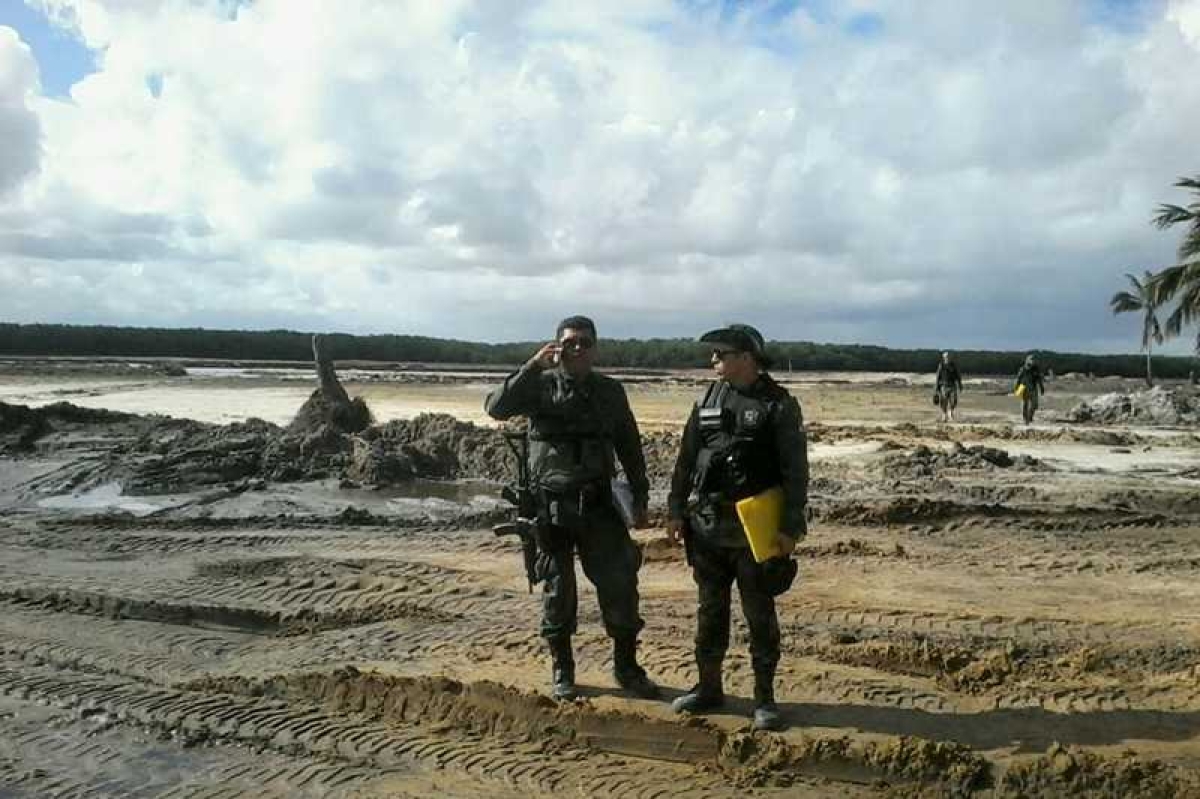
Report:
1014,384,1027,399
735,486,786,563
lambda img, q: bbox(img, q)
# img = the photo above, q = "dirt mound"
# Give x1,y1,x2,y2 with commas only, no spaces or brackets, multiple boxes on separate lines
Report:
717,731,989,792
798,538,908,559
1067,386,1200,426
187,667,721,764
999,744,1200,798
288,390,372,435
124,417,284,493
810,421,1148,448
0,401,138,452
360,414,515,483
882,443,1048,478
820,496,1011,526
260,422,355,482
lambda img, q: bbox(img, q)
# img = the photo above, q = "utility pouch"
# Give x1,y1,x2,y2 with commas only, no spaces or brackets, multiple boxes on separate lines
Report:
698,406,726,432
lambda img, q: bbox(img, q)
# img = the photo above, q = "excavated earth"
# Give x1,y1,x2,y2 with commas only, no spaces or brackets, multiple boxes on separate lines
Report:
3,374,1200,797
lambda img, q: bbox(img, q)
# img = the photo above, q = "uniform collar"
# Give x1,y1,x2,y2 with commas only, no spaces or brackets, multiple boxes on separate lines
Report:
557,367,596,390
725,374,768,395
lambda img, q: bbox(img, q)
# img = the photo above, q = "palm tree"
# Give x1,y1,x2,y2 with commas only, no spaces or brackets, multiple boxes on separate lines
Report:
1146,176,1200,348
1110,271,1163,386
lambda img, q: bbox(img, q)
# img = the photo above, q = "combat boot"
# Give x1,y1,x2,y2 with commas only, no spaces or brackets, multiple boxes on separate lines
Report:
671,659,724,714
612,637,660,699
548,637,577,701
752,672,783,731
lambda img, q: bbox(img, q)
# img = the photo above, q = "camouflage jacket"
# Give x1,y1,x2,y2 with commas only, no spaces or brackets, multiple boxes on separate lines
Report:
484,363,649,512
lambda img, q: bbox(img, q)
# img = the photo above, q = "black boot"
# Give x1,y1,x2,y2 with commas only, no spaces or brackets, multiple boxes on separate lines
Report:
548,637,577,701
612,637,660,699
671,659,724,714
752,671,783,731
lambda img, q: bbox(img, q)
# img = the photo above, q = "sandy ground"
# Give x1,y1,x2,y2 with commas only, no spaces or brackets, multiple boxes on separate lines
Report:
3,365,1200,797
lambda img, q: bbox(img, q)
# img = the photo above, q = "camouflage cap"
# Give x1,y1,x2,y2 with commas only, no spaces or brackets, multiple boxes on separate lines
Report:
698,323,773,368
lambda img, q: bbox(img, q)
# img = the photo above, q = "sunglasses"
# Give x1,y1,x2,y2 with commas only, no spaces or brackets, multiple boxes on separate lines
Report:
560,337,596,351
711,348,741,360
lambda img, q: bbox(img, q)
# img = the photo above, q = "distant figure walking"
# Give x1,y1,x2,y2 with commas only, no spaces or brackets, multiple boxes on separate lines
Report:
934,352,963,423
1014,354,1046,425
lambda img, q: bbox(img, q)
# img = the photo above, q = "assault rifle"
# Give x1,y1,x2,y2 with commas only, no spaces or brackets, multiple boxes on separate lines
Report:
493,431,544,592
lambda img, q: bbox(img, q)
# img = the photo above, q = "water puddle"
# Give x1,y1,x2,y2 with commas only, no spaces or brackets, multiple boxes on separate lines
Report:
36,482,186,515
986,440,1200,474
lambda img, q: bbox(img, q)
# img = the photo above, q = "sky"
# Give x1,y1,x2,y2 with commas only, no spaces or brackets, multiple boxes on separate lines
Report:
1,0,1199,352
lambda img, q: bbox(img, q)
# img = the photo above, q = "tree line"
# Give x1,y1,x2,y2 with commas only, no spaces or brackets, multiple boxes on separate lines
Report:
1,322,1195,378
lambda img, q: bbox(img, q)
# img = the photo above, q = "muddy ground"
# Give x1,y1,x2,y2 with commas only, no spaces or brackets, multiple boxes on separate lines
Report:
3,364,1200,797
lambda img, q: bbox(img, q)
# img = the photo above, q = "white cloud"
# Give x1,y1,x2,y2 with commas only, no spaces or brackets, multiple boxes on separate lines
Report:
1,0,1199,352
0,26,42,198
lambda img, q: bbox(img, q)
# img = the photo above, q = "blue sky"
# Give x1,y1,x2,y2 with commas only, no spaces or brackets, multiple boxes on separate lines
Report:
0,0,96,96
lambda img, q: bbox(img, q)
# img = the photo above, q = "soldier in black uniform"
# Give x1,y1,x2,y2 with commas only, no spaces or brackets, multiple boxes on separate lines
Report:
485,315,659,701
666,324,808,731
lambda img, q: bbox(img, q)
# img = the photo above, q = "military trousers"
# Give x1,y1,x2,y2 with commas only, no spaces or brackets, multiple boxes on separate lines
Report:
539,503,645,643
1021,389,1039,423
689,538,781,674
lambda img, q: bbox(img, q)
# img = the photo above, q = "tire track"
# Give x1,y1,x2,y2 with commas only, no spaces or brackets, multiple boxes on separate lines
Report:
0,661,752,798
0,692,412,799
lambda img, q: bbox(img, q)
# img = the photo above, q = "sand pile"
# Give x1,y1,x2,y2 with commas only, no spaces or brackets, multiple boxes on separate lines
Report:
0,401,139,453
288,390,372,435
126,418,285,493
1067,386,1200,426
882,443,1047,478
350,414,515,483
1,399,692,496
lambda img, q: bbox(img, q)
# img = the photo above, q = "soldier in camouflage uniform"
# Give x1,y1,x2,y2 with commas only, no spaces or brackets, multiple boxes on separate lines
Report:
1014,354,1046,425
666,324,808,731
935,351,964,423
485,315,659,701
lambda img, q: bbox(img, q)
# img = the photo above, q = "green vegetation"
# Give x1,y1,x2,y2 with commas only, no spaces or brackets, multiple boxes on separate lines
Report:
1144,175,1200,349
1109,271,1163,386
1,322,1194,378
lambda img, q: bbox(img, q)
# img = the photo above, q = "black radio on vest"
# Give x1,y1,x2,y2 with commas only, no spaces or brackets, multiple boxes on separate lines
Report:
692,380,781,506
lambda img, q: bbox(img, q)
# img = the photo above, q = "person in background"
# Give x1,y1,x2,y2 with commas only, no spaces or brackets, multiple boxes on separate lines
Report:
1014,354,1047,425
934,351,964,423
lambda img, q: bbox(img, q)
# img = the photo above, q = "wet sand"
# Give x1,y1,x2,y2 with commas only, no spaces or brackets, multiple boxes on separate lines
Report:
3,365,1200,796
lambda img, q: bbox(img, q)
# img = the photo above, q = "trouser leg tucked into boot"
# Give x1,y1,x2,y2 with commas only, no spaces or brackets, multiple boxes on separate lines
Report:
548,637,577,701
612,636,660,699
752,669,783,731
671,659,725,714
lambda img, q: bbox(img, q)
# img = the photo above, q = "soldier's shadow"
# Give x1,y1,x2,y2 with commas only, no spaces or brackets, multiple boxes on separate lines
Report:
574,684,683,703
572,688,1200,752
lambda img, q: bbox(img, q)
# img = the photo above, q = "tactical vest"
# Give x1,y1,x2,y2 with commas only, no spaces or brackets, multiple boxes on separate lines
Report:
692,379,783,507
527,374,615,492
